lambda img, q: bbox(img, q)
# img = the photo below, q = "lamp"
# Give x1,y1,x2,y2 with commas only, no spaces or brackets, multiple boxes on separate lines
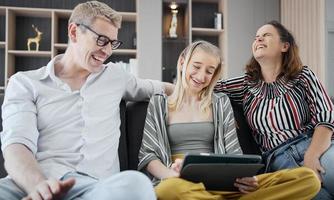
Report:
169,2,178,10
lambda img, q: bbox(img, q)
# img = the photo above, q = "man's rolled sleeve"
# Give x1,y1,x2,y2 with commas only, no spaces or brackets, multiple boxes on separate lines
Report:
1,73,39,154
123,68,163,101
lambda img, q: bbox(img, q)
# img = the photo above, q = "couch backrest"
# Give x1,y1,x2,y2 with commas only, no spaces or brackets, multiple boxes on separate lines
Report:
119,100,128,171
231,102,261,155
125,101,149,170
125,101,262,171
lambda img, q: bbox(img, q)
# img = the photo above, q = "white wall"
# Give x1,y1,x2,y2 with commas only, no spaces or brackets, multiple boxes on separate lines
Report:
281,0,326,84
137,0,162,80
326,0,334,19
224,0,280,78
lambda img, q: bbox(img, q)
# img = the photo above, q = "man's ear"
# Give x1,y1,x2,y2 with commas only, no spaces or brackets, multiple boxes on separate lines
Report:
281,42,290,52
68,23,78,43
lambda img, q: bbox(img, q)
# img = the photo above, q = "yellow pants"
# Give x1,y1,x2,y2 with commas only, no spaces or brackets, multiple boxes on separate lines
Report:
155,167,320,200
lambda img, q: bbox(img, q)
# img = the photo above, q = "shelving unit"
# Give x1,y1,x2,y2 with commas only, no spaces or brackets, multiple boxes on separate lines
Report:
162,0,224,82
8,50,52,57
162,0,188,82
191,27,223,36
0,2,137,89
0,7,6,90
190,0,224,55
0,42,5,48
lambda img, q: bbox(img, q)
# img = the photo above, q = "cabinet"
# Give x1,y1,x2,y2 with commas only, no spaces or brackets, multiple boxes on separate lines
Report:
0,1,137,90
162,0,224,82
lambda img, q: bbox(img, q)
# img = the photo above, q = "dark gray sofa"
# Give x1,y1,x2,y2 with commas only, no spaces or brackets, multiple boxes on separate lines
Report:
0,94,261,178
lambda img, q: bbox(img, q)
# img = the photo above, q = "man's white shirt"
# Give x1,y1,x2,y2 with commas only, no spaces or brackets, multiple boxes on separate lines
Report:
1,54,162,179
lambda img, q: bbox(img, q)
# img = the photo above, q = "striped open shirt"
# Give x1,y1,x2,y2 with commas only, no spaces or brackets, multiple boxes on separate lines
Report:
138,93,242,184
215,66,334,152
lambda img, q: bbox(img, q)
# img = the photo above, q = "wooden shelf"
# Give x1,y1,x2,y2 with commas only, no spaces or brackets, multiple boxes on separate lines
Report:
54,9,72,18
53,44,137,56
192,0,220,3
6,7,52,17
52,44,137,56
8,50,52,57
113,49,137,55
54,43,67,50
120,12,137,22
192,27,223,36
163,36,189,41
0,41,5,48
52,10,135,21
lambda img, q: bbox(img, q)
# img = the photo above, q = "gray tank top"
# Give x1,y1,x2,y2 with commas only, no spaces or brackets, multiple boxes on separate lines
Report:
167,122,214,155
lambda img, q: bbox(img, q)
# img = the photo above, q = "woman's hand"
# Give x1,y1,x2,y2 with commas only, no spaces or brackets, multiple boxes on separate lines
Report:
303,125,332,182
170,158,183,173
304,152,325,182
234,176,259,194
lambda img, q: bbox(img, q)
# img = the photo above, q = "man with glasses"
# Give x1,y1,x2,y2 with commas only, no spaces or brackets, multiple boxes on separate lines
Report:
0,1,171,200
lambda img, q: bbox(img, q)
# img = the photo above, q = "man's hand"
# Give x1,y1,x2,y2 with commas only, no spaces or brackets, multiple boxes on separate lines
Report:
163,82,175,96
22,178,75,200
234,176,259,194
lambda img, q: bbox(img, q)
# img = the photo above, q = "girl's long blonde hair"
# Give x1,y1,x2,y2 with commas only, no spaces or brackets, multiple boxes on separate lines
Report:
168,41,223,115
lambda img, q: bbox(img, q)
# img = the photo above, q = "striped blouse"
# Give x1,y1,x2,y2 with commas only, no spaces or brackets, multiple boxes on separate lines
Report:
215,66,334,152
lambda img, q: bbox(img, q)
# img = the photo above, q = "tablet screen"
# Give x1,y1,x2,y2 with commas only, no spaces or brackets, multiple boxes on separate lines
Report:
182,153,262,169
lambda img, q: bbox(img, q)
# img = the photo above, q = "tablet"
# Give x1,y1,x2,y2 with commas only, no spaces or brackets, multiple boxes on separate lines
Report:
180,153,264,191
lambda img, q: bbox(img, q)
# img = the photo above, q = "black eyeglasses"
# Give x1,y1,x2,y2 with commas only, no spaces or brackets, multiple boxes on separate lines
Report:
77,23,123,50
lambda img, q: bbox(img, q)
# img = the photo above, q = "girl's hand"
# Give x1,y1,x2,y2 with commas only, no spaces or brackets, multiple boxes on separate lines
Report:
234,176,259,194
170,158,183,173
164,159,183,178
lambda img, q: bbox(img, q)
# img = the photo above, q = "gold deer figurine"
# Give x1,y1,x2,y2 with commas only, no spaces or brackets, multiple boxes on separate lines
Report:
27,24,43,51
